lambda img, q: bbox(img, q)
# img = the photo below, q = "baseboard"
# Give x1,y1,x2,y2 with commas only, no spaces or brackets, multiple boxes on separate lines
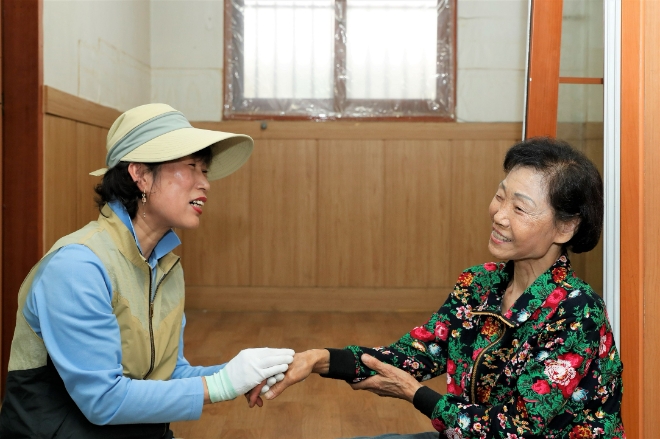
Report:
184,286,452,312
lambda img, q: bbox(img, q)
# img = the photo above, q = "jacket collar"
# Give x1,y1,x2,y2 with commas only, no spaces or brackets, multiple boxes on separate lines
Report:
476,254,573,327
98,203,180,273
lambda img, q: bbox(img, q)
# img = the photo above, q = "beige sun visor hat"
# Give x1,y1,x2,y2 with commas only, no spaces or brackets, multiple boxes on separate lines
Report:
90,103,253,181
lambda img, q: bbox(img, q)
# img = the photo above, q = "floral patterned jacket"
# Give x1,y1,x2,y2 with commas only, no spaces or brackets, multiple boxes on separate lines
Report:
326,255,624,438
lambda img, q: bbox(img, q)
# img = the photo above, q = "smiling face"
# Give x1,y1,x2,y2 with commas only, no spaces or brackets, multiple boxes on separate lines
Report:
138,155,210,232
488,166,575,267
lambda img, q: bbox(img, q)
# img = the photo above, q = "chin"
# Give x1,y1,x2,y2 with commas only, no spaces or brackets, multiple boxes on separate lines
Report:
488,242,508,261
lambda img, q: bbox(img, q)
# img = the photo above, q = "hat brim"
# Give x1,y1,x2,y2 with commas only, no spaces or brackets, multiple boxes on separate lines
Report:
92,127,253,181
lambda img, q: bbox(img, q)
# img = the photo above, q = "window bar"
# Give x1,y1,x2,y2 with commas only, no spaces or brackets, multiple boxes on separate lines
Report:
334,0,347,115
292,3,297,99
227,0,246,112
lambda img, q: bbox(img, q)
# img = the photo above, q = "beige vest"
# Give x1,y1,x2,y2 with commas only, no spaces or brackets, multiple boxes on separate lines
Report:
8,204,185,381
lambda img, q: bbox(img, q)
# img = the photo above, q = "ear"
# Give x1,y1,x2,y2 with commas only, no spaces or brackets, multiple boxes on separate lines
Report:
127,163,151,193
554,217,580,245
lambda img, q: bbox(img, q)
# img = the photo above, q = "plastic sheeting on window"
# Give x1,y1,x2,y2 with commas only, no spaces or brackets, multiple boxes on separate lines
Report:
224,0,455,120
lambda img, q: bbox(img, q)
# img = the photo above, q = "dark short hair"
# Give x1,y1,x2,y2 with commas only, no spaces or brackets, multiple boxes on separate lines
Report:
94,146,213,219
503,137,603,254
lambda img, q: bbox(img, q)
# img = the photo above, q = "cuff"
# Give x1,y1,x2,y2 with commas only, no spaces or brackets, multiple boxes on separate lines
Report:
320,348,357,381
413,386,442,419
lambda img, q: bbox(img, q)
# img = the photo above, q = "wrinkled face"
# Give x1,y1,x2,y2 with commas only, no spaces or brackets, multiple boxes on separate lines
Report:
488,166,567,264
144,155,210,231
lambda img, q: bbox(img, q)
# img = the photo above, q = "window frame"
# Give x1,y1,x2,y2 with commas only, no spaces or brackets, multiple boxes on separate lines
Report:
223,0,457,121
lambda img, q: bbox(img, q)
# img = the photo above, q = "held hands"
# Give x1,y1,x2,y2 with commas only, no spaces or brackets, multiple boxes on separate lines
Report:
206,348,294,403
245,349,329,407
349,354,422,403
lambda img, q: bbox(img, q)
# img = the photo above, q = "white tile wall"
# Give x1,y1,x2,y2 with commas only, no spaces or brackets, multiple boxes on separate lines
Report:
150,0,224,69
44,0,151,112
151,68,223,121
457,69,526,122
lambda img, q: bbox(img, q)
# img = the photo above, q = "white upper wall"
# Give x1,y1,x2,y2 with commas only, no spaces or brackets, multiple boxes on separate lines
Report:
44,0,151,112
456,0,528,122
45,0,599,123
150,0,224,121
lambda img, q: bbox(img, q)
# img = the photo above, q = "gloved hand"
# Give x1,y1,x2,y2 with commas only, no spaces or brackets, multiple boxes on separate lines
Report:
205,348,294,403
260,372,285,394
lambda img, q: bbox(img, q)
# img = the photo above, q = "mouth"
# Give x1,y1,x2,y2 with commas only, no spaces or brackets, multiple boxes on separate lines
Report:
190,197,206,214
491,229,512,243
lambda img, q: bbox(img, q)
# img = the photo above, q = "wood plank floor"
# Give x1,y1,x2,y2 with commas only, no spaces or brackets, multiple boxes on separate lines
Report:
171,311,447,439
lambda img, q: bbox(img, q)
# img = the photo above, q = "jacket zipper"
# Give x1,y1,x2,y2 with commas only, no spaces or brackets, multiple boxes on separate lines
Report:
143,258,181,380
470,312,513,403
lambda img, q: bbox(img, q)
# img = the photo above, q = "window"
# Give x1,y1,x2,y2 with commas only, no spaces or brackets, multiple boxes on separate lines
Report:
224,0,456,120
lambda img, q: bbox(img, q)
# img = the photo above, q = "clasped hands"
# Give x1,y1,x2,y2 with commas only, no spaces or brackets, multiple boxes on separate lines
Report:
245,349,422,408
205,348,294,403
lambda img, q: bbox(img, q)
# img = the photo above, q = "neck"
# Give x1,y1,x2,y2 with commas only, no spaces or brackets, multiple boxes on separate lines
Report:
510,245,563,295
131,215,168,260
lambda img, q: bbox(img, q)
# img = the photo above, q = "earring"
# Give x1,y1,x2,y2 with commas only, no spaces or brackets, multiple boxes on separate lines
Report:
141,192,147,218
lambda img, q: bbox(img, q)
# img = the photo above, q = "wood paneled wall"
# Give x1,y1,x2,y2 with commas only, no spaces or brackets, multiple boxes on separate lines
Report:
42,87,603,312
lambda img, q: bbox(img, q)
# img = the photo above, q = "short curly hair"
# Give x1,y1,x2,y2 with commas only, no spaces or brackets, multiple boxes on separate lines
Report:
94,146,213,219
503,137,603,254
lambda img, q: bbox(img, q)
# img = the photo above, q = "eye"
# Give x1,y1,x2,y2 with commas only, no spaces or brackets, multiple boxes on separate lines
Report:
495,194,503,201
515,205,525,213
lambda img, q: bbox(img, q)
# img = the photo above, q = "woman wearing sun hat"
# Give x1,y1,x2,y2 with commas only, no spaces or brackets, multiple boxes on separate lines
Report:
0,104,294,438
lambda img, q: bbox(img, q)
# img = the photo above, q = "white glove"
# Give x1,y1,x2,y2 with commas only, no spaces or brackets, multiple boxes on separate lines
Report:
260,372,285,394
205,348,294,403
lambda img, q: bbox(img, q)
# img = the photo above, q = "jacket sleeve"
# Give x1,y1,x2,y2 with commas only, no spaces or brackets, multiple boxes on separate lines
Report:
24,245,205,425
325,290,458,382
415,299,608,437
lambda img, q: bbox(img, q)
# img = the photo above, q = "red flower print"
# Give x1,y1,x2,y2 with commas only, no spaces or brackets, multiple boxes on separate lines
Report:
472,348,483,361
434,321,449,341
569,425,593,439
410,326,435,342
447,377,463,395
542,287,567,309
504,309,513,319
446,359,456,374
552,267,567,282
531,379,551,395
599,325,613,358
531,309,541,320
431,418,446,431
560,352,584,369
484,262,497,271
457,272,474,287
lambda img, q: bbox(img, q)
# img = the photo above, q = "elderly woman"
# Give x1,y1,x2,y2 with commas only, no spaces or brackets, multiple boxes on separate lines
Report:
0,104,293,438
258,138,624,438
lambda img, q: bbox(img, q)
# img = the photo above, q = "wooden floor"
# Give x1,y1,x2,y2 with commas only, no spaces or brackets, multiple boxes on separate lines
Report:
171,311,447,439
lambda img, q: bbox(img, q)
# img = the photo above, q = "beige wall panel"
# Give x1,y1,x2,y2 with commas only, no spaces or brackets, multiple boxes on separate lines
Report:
318,141,384,287
383,140,452,287
250,140,318,286
448,140,511,278
180,163,252,286
44,115,78,250
185,286,450,312
75,123,107,227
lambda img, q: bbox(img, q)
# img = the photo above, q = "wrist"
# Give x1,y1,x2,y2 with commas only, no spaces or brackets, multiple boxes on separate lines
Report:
406,381,423,403
202,376,211,405
310,349,331,374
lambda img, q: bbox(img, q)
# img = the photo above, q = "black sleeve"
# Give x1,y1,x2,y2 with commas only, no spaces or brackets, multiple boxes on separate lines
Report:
413,386,442,419
319,348,357,381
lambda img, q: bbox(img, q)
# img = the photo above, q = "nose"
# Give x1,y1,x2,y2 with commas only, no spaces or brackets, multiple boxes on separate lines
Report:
492,201,509,227
198,172,211,192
